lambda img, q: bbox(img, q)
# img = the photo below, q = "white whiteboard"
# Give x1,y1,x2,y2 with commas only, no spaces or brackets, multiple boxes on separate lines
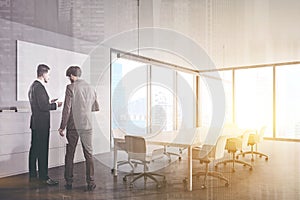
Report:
17,40,90,101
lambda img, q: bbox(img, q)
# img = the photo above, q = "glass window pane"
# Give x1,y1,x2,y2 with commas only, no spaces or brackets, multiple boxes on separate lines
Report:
235,67,273,137
276,65,300,139
220,71,233,124
199,71,233,127
200,75,212,127
151,66,174,131
111,57,148,135
177,72,195,129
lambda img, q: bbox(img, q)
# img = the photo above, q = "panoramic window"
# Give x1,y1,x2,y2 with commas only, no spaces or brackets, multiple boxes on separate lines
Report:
111,51,300,141
276,65,300,139
235,67,273,137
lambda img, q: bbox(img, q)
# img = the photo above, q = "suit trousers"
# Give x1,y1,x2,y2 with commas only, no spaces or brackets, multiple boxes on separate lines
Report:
65,129,94,185
29,129,50,180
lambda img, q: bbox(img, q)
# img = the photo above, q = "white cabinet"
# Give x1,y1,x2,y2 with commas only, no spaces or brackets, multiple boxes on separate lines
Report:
0,111,85,178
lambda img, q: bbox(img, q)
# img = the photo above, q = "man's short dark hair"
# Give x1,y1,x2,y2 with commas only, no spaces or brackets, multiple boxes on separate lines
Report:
37,64,50,77
66,66,82,77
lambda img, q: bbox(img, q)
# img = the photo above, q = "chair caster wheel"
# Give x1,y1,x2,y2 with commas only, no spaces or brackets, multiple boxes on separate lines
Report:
129,183,133,188
236,156,239,159
231,168,235,173
251,158,254,162
179,157,182,161
265,157,268,161
111,169,115,174
201,185,207,189
225,182,229,187
123,177,127,182
183,178,187,184
249,167,253,171
157,184,162,189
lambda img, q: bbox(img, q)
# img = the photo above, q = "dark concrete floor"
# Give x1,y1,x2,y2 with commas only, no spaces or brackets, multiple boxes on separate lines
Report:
0,140,299,200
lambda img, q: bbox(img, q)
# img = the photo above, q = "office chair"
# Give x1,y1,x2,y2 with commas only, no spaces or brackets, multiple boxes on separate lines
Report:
111,129,134,174
164,127,206,161
149,125,182,162
215,129,253,172
192,135,229,189
237,126,269,162
123,135,166,188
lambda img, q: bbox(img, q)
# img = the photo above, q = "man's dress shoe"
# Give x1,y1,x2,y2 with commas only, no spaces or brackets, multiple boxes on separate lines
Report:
64,184,72,190
42,178,59,186
87,183,96,191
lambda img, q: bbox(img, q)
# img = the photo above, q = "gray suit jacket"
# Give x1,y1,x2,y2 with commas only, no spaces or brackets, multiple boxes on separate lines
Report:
60,79,99,130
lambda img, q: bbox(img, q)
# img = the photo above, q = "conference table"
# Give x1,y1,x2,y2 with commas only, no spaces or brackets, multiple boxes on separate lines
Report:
112,128,204,191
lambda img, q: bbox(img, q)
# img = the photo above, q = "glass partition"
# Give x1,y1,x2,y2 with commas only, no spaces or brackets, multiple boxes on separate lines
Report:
111,54,197,136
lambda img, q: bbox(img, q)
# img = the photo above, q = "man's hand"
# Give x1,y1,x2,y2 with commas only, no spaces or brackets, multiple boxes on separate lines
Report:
58,128,64,136
51,98,58,103
51,99,62,107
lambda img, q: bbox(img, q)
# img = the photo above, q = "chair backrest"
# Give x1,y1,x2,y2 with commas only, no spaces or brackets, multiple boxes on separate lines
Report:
258,126,267,142
112,128,126,138
214,135,228,160
125,135,146,161
221,123,240,136
112,128,127,150
241,130,250,151
223,123,237,128
150,125,164,135
195,127,208,144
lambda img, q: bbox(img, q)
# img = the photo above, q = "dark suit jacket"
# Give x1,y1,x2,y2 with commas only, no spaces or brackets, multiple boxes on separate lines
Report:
28,80,57,130
60,79,99,131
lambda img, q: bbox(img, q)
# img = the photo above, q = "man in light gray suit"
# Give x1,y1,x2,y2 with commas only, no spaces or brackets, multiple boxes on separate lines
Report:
58,66,99,191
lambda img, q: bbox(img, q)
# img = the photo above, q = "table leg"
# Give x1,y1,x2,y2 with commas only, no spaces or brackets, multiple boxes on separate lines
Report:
113,142,118,176
188,146,192,191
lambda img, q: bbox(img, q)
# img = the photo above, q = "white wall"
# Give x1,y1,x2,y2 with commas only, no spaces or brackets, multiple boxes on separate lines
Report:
137,0,300,68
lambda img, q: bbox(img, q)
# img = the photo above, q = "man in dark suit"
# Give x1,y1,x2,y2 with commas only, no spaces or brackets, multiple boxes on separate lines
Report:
58,66,99,191
28,64,62,186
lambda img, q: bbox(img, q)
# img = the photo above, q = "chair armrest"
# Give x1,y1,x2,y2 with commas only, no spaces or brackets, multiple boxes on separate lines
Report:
114,140,126,150
147,145,165,160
